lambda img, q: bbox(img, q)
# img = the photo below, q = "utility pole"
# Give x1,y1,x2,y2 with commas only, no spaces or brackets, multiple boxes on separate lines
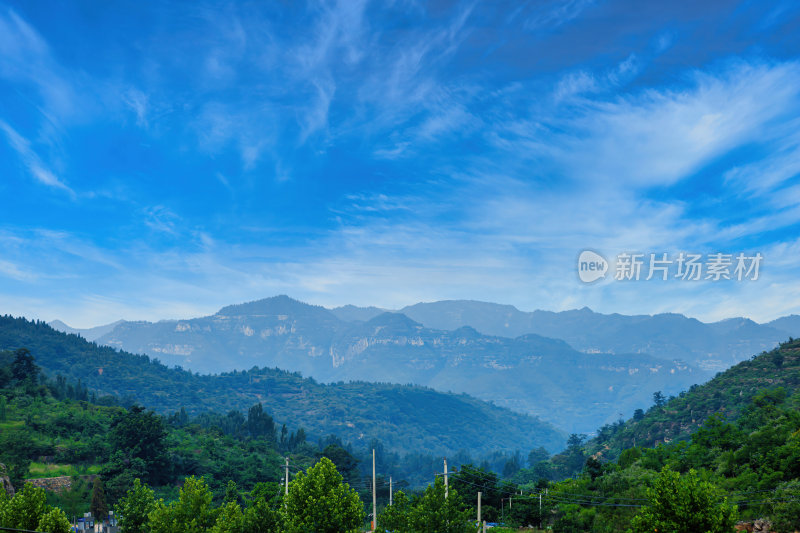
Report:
443,458,448,499
539,492,542,529
477,491,482,523
284,457,289,496
389,476,393,506
372,448,377,532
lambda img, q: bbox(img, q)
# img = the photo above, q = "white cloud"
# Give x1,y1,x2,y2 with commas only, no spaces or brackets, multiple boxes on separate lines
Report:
495,60,800,189
524,0,596,31
0,120,74,195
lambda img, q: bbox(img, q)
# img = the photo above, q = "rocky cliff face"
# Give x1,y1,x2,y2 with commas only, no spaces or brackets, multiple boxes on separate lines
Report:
0,463,14,497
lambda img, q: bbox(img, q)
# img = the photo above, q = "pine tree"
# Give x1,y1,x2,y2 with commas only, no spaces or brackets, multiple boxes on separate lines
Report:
90,478,108,521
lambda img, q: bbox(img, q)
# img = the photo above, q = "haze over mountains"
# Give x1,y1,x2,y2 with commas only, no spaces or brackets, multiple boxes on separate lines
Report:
49,296,800,433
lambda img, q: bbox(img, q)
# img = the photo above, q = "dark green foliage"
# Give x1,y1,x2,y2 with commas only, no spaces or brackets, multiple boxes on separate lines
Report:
527,447,549,467
60,476,90,521
317,444,360,486
769,480,800,532
247,403,276,442
450,464,502,522
101,405,170,500
652,390,666,407
11,348,38,383
0,430,33,488
109,406,169,478
502,452,521,478
90,478,108,520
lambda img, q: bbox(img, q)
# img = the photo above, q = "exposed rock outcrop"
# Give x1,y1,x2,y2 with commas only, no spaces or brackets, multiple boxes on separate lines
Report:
0,463,14,497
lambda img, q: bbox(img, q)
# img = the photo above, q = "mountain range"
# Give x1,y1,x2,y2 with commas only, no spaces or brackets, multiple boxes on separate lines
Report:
0,315,565,456
47,296,800,433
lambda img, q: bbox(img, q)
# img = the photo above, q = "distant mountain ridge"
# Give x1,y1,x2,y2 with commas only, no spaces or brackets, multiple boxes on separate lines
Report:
396,300,795,371
84,296,710,433
48,318,125,342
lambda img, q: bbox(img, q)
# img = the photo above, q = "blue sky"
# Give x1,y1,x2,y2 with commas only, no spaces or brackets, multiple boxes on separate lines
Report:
1,0,800,327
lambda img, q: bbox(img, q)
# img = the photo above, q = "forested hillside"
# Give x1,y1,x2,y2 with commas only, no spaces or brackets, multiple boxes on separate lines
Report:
0,316,565,456
585,338,800,460
535,385,800,532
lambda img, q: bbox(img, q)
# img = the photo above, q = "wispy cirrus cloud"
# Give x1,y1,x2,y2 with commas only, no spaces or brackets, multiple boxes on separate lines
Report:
0,120,74,195
524,0,596,31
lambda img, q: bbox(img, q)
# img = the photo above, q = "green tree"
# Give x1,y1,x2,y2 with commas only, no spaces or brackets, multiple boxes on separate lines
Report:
378,491,412,533
246,403,276,442
2,482,48,530
224,480,239,505
10,348,38,384
528,447,549,467
318,444,360,486
0,481,8,516
242,482,283,533
103,456,149,504
116,478,157,533
37,507,72,533
91,477,109,521
108,405,169,484
210,501,244,533
630,468,736,533
652,391,666,408
770,480,800,532
409,477,476,533
283,457,363,533
149,476,217,533
61,476,90,521
0,431,33,489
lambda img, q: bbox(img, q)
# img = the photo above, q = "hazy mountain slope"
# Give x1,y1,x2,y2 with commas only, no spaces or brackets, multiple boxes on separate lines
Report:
330,304,387,322
768,314,800,337
0,315,566,456
95,299,710,433
98,295,344,376
48,319,125,342
587,338,800,460
324,313,704,432
399,300,793,371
